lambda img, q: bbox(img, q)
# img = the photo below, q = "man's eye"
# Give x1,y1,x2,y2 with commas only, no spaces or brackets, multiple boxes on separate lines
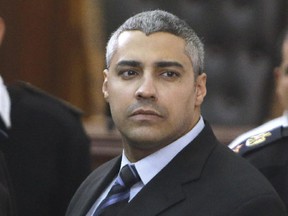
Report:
162,71,180,78
120,70,138,78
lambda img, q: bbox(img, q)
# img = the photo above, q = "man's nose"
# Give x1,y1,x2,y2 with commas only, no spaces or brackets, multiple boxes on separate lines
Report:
135,76,157,100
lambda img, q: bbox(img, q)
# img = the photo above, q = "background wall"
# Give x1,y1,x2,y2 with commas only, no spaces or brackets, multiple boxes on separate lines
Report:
0,0,104,118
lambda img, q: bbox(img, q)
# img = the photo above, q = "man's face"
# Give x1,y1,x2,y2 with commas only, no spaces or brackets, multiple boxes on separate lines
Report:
103,31,206,160
277,40,288,110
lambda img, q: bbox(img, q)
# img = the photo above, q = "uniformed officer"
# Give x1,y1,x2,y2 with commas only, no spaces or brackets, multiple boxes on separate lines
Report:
0,16,91,216
0,16,16,216
229,28,288,210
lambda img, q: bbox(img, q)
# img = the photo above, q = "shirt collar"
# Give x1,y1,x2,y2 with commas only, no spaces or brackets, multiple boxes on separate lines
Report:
0,76,11,128
121,116,205,185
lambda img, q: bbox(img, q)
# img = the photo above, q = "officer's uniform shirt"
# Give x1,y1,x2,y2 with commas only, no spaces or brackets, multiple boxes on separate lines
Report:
0,75,11,129
0,76,16,216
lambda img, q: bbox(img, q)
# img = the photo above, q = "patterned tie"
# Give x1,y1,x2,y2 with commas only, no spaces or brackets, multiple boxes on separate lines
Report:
93,164,141,216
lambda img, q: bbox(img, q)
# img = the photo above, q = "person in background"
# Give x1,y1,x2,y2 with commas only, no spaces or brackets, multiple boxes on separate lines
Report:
66,10,287,216
0,16,91,216
229,29,288,210
0,16,16,216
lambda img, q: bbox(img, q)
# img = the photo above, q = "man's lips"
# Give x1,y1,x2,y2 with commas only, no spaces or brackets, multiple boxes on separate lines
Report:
127,102,167,120
129,109,163,118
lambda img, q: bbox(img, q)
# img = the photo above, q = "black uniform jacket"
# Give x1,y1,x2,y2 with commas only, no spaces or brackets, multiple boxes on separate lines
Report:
0,148,16,216
231,125,288,211
2,82,91,216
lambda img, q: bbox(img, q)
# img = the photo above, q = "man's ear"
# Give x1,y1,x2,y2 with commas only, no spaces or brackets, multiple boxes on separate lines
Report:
0,17,6,45
195,73,207,106
102,69,109,102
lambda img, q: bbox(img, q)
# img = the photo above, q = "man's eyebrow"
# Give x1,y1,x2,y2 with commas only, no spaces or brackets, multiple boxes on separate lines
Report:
116,60,142,67
115,60,184,69
155,61,184,68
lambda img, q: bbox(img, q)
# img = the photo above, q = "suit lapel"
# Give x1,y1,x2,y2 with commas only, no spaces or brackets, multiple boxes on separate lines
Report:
69,156,122,216
120,123,218,216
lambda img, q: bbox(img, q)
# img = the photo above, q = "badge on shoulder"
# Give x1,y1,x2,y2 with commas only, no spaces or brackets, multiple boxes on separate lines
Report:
232,126,283,156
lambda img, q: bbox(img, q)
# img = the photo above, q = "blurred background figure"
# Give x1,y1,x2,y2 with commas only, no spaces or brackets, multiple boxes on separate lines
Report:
0,16,16,216
229,29,288,210
0,16,91,216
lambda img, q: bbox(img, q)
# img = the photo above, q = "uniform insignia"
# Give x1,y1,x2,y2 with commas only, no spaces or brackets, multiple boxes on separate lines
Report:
232,127,283,156
245,132,272,147
232,144,243,153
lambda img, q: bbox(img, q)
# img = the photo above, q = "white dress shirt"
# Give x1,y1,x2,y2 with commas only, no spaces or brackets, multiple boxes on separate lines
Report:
0,75,11,128
87,117,205,215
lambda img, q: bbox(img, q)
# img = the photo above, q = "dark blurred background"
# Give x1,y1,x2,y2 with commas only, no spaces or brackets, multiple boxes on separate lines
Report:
0,0,288,156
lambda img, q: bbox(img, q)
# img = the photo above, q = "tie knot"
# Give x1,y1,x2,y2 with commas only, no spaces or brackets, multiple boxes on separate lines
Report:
119,164,140,188
92,164,140,216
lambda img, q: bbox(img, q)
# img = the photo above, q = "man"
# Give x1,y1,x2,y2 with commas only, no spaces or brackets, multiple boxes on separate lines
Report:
66,10,287,216
0,17,91,216
229,29,288,209
0,16,16,216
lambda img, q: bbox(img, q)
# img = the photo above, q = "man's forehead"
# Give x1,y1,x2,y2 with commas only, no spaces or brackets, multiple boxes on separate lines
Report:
118,30,145,40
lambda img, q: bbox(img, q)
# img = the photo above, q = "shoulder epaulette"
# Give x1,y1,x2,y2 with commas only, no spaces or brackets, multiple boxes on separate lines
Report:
231,126,288,156
15,81,83,115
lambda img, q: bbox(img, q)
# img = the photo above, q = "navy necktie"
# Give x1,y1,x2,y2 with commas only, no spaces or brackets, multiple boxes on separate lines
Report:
93,164,141,216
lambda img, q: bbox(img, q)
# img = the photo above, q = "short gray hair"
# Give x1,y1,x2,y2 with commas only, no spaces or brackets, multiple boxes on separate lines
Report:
105,10,205,75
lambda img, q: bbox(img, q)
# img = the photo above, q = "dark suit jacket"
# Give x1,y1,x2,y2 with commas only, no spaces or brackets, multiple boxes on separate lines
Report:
2,82,91,216
66,123,287,216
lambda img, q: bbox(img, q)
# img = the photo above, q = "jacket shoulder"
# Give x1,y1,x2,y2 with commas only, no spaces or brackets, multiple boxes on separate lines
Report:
10,81,83,116
231,126,288,156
